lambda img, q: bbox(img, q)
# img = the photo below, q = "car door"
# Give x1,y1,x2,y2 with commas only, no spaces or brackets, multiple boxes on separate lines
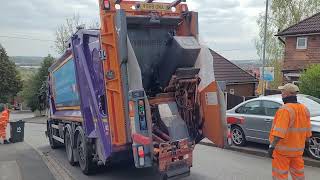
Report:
261,100,282,141
236,100,267,143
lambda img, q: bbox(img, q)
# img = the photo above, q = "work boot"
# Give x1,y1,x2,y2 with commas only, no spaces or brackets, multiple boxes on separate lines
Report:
3,139,10,144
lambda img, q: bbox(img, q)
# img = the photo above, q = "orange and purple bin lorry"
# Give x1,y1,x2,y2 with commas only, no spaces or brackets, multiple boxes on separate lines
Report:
46,0,229,179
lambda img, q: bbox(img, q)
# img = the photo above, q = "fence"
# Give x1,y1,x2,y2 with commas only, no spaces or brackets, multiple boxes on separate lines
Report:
265,89,281,96
225,93,257,110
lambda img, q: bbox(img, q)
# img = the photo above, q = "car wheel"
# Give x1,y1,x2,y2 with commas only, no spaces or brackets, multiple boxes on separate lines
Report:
231,126,246,146
307,133,320,160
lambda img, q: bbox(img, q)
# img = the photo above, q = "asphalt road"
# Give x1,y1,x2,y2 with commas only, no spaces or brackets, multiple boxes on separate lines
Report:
22,122,320,180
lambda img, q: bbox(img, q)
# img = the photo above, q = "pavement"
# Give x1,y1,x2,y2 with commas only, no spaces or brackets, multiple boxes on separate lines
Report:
1,111,320,180
0,111,54,180
0,140,55,180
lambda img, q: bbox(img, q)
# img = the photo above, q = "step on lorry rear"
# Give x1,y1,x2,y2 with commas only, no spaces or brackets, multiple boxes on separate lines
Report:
46,0,229,179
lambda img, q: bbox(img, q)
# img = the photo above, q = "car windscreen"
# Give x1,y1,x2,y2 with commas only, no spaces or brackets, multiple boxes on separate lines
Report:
298,96,320,116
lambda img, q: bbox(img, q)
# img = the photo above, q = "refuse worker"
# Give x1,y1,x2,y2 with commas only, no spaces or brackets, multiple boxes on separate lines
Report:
0,104,10,144
268,83,312,180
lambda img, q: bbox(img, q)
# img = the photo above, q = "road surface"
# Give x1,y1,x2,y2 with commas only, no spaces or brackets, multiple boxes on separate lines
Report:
23,122,320,180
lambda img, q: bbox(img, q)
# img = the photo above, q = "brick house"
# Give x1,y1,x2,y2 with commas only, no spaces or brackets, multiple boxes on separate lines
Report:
276,12,320,83
210,50,258,97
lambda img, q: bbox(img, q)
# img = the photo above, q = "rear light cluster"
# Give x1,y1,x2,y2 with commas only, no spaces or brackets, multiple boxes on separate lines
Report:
138,146,145,166
138,100,147,131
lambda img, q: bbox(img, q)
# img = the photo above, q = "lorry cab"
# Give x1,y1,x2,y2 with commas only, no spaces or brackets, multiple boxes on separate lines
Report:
47,1,228,179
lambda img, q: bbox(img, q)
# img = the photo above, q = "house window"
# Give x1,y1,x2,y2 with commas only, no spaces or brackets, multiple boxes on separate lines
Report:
296,37,308,49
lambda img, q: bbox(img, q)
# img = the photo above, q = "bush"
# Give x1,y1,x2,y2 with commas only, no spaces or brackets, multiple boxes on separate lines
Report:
299,64,320,98
21,55,54,112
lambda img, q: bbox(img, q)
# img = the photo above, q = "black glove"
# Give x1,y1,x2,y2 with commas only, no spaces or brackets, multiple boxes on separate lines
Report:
268,145,275,158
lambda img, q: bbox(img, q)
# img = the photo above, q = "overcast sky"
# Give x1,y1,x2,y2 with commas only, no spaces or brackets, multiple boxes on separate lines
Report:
0,0,266,60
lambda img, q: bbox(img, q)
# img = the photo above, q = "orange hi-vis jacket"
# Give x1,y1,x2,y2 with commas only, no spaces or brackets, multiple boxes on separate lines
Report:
269,103,312,157
0,110,9,126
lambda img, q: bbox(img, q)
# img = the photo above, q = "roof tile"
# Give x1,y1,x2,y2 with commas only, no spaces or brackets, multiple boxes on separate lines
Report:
210,50,258,83
277,12,320,36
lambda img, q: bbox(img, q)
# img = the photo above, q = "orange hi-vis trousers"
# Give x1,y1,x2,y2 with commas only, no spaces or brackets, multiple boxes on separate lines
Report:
0,123,7,139
272,151,305,180
0,110,9,139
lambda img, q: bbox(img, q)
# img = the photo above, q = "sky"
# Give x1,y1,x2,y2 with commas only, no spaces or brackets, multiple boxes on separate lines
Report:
0,0,266,60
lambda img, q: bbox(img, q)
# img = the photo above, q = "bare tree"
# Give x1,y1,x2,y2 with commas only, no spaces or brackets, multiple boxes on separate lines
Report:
88,21,100,29
54,13,101,55
54,14,81,55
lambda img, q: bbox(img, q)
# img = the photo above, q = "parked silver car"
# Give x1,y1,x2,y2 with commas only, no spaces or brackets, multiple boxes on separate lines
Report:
227,94,320,160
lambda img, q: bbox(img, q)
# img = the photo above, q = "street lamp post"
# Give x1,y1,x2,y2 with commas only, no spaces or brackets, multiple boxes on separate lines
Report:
262,0,269,96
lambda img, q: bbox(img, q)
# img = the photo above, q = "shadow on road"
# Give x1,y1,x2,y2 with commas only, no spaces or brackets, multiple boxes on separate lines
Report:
39,146,164,180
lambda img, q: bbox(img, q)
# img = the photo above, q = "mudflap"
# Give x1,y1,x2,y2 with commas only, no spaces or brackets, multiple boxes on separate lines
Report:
157,139,194,180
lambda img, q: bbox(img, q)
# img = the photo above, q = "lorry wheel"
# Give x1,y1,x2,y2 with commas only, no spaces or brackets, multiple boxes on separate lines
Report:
76,127,96,175
47,121,61,149
65,127,76,166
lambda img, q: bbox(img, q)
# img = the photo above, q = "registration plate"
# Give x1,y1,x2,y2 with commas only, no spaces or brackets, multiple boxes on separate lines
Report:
139,3,170,11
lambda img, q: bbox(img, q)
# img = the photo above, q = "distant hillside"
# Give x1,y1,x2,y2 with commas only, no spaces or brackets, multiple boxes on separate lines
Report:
10,56,44,66
231,60,262,70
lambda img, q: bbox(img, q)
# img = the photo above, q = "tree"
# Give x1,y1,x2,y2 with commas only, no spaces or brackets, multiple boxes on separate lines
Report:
299,64,320,98
21,55,55,112
54,14,81,55
54,14,100,55
255,0,320,89
0,44,22,103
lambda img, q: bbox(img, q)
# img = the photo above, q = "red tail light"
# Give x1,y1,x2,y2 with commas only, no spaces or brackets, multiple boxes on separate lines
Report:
227,117,245,124
103,0,110,10
181,4,188,12
138,146,145,157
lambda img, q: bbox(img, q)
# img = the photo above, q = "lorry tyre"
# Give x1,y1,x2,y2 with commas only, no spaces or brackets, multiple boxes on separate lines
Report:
76,127,96,175
65,126,76,166
47,121,61,149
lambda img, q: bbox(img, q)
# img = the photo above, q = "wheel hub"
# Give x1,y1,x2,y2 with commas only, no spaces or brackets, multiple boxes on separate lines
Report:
232,129,243,144
309,136,320,158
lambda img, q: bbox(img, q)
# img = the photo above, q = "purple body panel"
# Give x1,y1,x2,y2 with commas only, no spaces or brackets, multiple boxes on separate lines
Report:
53,110,82,117
49,30,112,162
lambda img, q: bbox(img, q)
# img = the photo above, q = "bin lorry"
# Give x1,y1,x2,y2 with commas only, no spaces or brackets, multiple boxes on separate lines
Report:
46,0,229,179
